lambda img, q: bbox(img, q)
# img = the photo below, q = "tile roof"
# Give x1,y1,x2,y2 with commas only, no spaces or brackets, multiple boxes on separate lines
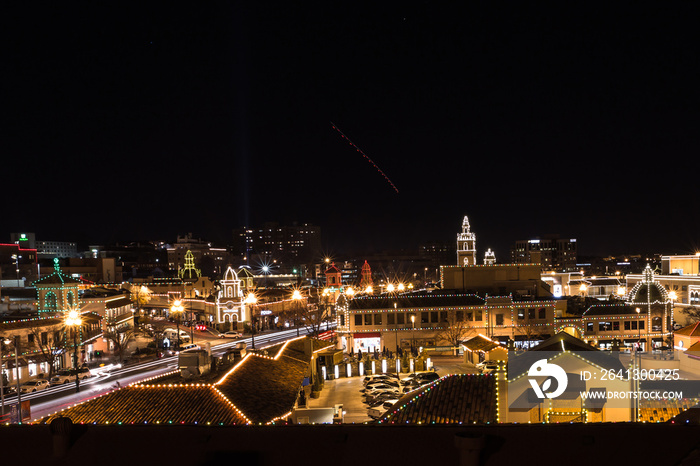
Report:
42,385,248,425
41,336,332,426
377,374,497,424
462,334,501,352
675,322,700,337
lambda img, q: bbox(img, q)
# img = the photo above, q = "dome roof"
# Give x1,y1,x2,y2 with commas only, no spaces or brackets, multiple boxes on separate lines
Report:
237,266,255,278
627,265,668,304
223,266,239,282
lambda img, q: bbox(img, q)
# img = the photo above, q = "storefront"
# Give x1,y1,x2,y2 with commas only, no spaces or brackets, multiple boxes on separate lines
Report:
352,332,381,354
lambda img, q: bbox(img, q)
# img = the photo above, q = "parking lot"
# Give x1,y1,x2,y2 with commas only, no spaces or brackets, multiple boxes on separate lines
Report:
306,355,477,423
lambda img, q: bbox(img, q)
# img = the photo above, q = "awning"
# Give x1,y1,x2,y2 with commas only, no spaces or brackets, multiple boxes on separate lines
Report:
354,332,381,339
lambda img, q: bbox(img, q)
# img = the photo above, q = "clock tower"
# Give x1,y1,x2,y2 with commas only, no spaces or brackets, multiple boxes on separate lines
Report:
457,215,477,266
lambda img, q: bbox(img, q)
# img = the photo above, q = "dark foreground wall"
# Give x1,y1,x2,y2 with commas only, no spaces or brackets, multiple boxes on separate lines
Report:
6,422,700,466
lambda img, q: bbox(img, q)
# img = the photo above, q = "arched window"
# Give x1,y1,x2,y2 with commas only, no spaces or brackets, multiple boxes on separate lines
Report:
45,292,57,309
66,291,75,307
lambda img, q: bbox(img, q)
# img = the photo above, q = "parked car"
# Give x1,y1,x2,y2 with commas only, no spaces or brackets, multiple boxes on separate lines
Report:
364,379,400,389
364,387,400,402
361,382,398,393
19,379,50,393
195,323,207,331
368,398,400,419
363,374,398,385
475,361,498,374
220,331,242,338
415,371,440,383
50,369,76,385
368,393,398,407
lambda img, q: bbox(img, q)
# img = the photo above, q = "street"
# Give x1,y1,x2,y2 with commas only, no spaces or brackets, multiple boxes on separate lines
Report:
16,324,333,422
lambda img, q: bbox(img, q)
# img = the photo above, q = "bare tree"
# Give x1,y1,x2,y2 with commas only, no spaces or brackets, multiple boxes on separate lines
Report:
436,310,475,355
299,303,328,338
28,323,66,380
103,325,135,363
682,306,700,324
514,317,544,347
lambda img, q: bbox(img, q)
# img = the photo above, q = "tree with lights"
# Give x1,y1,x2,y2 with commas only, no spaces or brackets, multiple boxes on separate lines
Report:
130,285,152,322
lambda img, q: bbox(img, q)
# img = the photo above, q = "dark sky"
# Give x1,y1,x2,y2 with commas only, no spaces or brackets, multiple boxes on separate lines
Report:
4,3,700,259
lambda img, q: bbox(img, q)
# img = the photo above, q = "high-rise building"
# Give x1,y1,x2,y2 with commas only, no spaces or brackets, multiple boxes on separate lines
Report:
232,222,321,267
510,235,577,272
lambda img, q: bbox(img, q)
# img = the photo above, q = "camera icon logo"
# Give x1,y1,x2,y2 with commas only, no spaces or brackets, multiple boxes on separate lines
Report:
528,359,568,399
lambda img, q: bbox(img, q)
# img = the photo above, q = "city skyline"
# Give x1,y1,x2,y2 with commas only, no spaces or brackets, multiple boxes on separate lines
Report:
5,4,699,259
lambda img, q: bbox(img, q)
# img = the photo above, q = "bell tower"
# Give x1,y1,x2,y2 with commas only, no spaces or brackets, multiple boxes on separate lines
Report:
457,216,477,266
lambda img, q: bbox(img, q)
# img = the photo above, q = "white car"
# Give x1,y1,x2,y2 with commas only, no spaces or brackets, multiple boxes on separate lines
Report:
220,331,242,338
50,367,92,386
19,379,50,393
475,361,499,374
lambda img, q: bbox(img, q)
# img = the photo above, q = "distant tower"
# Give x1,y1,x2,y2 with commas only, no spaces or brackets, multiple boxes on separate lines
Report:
325,262,343,288
360,260,373,289
457,216,477,266
178,250,201,282
484,248,496,265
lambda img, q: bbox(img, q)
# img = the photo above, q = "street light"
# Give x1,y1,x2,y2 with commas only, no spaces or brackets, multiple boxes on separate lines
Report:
635,307,642,351
10,255,21,286
245,293,257,350
669,291,677,335
410,314,416,373
170,299,184,351
291,289,302,337
0,338,9,416
65,309,82,393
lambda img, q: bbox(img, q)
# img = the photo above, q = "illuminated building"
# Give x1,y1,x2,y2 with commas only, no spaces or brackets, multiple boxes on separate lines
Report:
0,242,38,286
556,265,673,351
216,266,245,329
626,255,700,326
336,291,556,354
166,233,229,276
456,216,476,266
511,235,578,272
232,222,321,268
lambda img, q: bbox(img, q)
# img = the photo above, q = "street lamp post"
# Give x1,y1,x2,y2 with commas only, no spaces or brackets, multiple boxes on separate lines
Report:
170,300,184,351
635,306,642,421
636,307,642,351
65,309,82,393
245,293,257,350
410,314,416,373
12,336,22,421
0,338,8,416
292,290,302,337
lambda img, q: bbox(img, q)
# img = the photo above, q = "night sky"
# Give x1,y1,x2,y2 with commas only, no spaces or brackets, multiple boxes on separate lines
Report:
5,3,700,259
